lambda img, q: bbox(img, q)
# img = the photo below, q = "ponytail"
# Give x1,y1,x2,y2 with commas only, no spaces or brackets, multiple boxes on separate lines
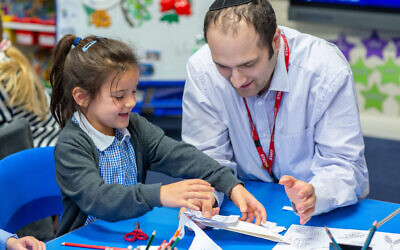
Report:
50,34,139,129
49,34,76,128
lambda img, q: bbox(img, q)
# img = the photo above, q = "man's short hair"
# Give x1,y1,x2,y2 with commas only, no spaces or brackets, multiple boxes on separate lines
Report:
204,0,277,58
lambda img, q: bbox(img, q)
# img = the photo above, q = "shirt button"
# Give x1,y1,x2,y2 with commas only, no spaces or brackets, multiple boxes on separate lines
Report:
258,101,263,106
262,132,267,138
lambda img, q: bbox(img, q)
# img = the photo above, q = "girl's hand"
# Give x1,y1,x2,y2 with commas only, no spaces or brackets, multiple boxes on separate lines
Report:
160,179,215,211
229,184,267,225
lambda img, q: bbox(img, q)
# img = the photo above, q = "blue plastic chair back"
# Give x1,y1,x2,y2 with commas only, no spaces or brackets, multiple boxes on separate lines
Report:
0,147,63,233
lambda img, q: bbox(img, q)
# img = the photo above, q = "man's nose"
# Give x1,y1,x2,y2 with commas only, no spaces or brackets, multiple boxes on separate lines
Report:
230,68,246,88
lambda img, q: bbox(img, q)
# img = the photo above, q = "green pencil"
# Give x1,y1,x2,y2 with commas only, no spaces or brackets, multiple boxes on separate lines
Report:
145,230,156,250
170,237,181,249
324,226,341,250
361,221,377,250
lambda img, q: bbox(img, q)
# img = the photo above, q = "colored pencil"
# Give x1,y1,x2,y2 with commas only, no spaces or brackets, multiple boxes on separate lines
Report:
324,226,342,250
377,207,400,228
145,230,156,250
61,242,129,250
170,237,181,249
361,221,378,250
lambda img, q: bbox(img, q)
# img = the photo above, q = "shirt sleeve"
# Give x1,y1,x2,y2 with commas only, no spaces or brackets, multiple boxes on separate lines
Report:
0,229,17,250
181,60,241,204
309,69,369,215
134,114,242,197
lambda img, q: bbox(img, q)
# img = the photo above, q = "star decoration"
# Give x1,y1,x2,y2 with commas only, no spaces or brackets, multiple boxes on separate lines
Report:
376,58,400,86
361,84,388,112
330,33,355,61
351,58,373,86
395,95,400,116
393,37,400,58
362,31,388,59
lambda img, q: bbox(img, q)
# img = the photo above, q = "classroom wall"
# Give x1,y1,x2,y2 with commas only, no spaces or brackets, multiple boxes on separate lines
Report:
269,0,400,142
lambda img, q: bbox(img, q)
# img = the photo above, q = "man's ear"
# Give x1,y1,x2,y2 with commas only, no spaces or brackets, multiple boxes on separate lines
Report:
272,28,281,52
72,87,90,108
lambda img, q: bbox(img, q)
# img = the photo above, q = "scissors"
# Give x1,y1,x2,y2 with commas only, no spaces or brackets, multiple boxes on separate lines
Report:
124,222,149,242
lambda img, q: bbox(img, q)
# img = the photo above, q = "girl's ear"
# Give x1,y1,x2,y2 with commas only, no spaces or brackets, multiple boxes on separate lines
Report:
72,87,90,108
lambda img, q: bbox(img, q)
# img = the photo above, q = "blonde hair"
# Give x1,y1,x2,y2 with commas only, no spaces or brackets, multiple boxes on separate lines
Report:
0,46,49,120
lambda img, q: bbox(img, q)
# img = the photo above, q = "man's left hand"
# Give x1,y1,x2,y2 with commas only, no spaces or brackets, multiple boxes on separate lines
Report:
279,175,316,225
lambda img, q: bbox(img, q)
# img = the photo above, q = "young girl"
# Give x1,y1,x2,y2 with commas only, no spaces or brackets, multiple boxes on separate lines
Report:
50,35,266,236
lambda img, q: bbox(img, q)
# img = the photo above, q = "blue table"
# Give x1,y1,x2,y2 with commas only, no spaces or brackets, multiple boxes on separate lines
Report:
47,181,400,249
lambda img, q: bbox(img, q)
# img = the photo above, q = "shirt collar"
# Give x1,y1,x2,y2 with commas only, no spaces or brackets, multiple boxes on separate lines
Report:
73,112,131,151
268,35,290,93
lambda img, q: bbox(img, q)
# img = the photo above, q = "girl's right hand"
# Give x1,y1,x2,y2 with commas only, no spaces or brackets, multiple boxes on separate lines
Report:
160,179,215,211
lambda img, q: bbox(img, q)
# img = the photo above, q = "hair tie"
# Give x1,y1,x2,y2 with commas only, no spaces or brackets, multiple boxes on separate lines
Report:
73,37,82,46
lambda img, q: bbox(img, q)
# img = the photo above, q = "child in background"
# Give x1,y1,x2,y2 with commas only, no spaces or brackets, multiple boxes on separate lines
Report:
0,15,59,242
0,17,59,148
50,35,267,236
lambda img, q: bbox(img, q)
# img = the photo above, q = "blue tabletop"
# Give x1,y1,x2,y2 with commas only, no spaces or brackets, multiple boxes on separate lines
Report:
47,181,400,249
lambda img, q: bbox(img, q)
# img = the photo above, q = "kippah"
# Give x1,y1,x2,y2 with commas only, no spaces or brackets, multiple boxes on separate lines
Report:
209,0,257,11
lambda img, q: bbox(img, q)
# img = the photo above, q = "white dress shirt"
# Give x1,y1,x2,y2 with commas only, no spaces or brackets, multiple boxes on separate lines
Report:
182,26,369,215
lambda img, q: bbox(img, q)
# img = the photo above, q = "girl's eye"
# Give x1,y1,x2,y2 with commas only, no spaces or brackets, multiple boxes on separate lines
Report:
114,96,124,100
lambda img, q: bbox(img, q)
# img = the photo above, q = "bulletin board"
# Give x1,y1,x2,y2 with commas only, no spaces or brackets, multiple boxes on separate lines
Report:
56,0,213,80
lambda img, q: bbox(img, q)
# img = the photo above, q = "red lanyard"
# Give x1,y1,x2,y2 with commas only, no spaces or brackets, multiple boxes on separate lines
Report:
243,34,289,182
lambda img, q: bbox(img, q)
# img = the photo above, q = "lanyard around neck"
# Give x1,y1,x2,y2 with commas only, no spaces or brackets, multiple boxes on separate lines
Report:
242,34,289,183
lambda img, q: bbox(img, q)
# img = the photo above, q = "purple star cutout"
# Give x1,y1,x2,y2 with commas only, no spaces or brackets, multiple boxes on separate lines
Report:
393,37,400,58
330,33,355,61
362,30,388,59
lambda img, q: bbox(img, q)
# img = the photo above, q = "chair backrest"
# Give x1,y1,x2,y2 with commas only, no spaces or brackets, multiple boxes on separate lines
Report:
0,147,63,233
0,118,34,160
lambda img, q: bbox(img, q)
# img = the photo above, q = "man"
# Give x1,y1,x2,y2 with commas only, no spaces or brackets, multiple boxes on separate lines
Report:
182,0,369,224
0,229,45,250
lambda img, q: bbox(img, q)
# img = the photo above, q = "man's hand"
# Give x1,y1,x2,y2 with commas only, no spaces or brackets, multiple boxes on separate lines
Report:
6,236,46,250
279,175,316,225
229,184,267,225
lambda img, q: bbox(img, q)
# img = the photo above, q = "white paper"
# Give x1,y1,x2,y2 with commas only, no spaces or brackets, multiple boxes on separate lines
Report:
179,213,222,250
184,210,287,243
273,224,400,250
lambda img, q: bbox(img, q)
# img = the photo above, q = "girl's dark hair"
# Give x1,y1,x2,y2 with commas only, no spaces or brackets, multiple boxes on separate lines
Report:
50,35,138,128
204,0,277,58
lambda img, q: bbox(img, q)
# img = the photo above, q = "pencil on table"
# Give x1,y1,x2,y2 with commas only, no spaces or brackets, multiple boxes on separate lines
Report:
61,242,130,250
324,226,341,250
145,230,156,250
170,237,180,249
377,207,400,228
361,220,378,250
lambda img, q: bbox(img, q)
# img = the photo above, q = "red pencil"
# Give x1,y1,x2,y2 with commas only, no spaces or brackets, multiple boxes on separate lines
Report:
62,242,130,250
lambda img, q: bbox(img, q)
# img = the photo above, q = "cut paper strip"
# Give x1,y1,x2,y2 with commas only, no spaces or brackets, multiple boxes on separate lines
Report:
179,213,222,250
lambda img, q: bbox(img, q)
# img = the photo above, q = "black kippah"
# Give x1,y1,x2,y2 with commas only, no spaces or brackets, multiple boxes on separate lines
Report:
209,0,257,11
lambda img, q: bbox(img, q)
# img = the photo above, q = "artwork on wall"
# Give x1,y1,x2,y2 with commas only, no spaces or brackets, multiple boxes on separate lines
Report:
331,31,400,116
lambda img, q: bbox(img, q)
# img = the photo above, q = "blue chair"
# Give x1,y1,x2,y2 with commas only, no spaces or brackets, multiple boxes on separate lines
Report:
0,147,63,233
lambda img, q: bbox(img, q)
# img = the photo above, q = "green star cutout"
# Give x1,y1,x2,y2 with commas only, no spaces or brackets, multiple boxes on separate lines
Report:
351,58,373,87
395,95,400,116
376,58,400,86
361,84,388,112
